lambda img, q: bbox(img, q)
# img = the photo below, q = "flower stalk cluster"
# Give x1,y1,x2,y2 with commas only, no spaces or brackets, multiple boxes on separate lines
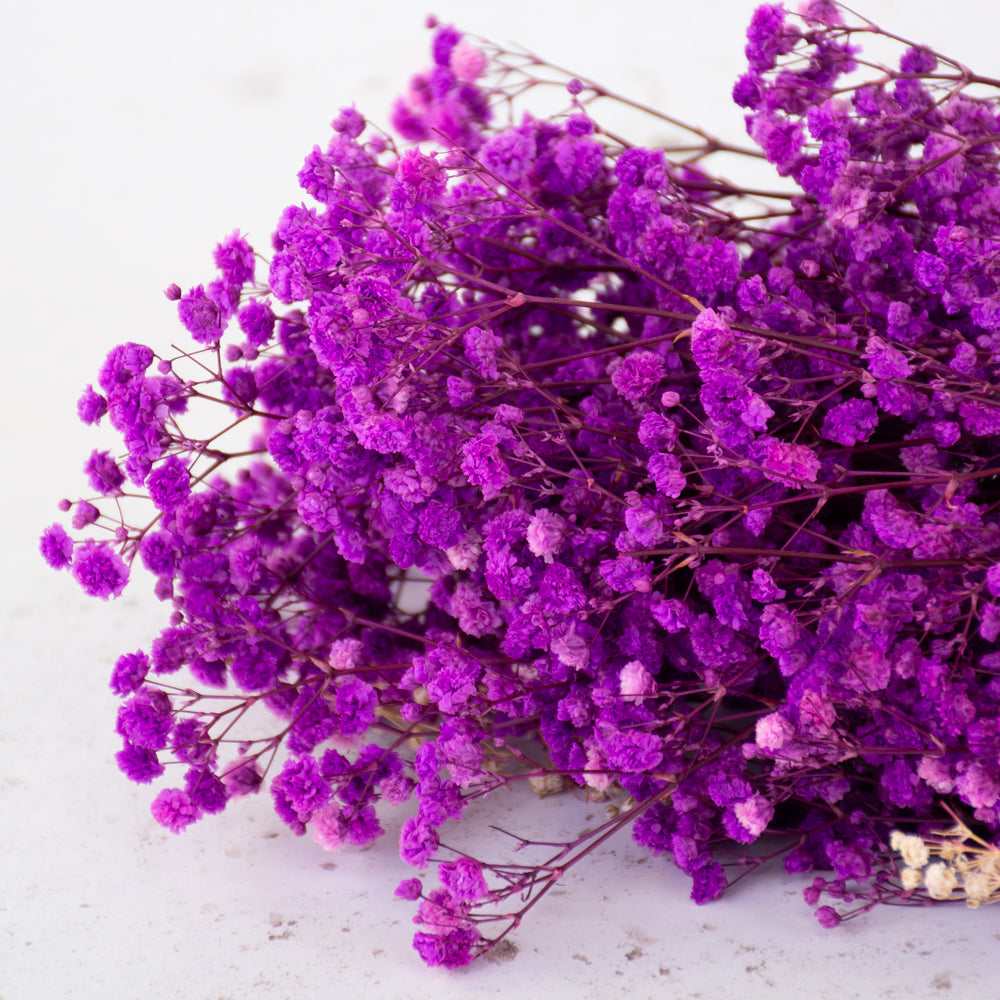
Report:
42,2,1000,966
892,812,1000,907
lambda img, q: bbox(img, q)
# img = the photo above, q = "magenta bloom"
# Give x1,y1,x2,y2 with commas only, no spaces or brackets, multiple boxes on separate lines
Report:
150,788,202,833
610,349,666,403
147,456,191,512
39,524,73,570
70,541,128,599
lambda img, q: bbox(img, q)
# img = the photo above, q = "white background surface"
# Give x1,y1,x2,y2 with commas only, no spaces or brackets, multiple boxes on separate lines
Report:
3,1,998,997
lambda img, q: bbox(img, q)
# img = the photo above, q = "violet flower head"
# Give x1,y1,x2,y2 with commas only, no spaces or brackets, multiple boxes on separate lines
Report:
439,857,489,902
177,285,227,344
110,650,150,696
399,817,439,868
84,450,125,496
213,230,256,287
610,349,666,403
39,524,73,570
76,385,108,425
150,788,202,834
147,456,191,513
396,877,424,901
71,540,128,599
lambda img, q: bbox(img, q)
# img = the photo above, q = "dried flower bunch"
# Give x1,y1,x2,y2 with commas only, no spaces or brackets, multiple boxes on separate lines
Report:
891,819,1000,907
43,0,1000,966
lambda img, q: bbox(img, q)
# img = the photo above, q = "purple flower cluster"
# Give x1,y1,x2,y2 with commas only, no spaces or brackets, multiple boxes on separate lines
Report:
45,3,1000,965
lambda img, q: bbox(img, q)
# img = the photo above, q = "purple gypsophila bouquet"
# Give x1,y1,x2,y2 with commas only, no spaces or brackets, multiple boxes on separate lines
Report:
42,1,1000,966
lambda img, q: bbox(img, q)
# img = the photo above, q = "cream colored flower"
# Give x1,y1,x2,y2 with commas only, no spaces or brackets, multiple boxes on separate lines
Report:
924,862,958,900
961,871,991,904
898,834,930,869
979,850,1000,879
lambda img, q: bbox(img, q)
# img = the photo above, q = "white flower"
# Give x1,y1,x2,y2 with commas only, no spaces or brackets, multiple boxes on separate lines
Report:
924,862,958,900
898,834,930,869
961,871,991,904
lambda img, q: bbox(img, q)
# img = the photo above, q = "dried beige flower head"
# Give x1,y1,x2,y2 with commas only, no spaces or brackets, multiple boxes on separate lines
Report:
923,861,958,900
890,831,930,869
890,814,1000,909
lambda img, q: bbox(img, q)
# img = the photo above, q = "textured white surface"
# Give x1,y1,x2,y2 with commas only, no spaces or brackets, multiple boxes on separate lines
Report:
3,1,998,997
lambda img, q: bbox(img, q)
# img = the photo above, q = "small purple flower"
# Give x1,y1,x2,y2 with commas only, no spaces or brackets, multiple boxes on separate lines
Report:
638,412,678,450
745,3,794,71
115,743,164,784
864,335,912,379
412,927,481,969
185,767,229,814
76,385,107,425
71,501,100,530
237,298,276,347
463,325,501,380
399,816,439,867
690,863,728,905
525,509,566,563
395,877,423,901
481,127,537,185
110,650,150,696
177,285,226,344
432,24,461,66
752,436,820,487
862,489,922,549
139,531,177,576
150,788,202,833
222,757,262,798
733,794,774,839
821,398,879,447
601,728,663,773
461,428,511,500
39,524,74,570
648,451,686,498
439,857,488,902
84,450,125,495
446,376,475,407
147,457,191,512
99,343,155,392
750,113,803,175
650,596,691,632
347,806,384,847
610,349,665,403
335,677,377,737
213,230,255,287
116,687,173,750
71,540,128,599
